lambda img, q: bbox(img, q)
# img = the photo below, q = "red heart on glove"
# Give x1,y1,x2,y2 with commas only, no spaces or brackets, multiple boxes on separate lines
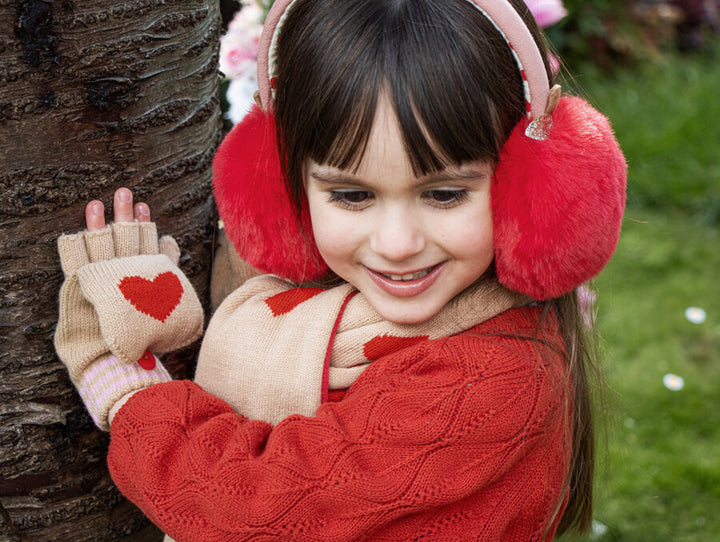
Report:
118,272,184,322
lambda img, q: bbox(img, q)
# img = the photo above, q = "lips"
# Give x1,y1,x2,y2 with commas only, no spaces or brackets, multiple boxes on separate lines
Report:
365,263,444,297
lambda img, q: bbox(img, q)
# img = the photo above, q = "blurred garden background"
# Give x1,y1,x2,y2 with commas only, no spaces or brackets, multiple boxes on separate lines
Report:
217,1,720,540
552,2,720,541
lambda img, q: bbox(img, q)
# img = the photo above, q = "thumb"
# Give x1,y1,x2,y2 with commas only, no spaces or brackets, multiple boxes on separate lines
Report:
158,235,181,265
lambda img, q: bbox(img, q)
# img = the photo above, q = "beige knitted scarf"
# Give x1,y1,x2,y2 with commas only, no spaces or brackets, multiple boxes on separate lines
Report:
195,274,527,425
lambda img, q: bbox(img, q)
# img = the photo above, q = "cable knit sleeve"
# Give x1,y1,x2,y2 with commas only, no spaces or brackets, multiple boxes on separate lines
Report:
108,308,571,541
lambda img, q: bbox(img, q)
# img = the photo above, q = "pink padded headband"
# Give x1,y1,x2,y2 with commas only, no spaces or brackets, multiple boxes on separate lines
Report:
257,0,552,135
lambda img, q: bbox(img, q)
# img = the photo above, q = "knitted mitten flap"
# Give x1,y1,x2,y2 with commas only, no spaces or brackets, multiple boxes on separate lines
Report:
54,222,204,429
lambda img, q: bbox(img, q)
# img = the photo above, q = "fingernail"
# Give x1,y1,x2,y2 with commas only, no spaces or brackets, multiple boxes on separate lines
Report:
91,202,104,216
136,203,149,216
117,189,131,202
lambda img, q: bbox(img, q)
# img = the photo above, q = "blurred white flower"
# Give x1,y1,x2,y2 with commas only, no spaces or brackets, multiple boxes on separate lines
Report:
524,0,568,28
591,520,608,538
663,373,685,391
685,307,707,324
226,75,259,123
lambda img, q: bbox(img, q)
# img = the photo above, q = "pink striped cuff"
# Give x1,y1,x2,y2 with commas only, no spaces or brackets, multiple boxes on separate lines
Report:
76,353,171,430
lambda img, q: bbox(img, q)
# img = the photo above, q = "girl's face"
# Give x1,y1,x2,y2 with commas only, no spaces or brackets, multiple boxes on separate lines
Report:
305,94,495,324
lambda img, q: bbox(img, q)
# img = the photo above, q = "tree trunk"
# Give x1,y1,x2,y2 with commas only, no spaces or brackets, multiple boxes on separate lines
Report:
0,1,222,540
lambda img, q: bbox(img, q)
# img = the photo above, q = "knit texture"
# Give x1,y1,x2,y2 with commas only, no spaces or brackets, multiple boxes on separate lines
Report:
109,306,571,541
77,352,172,428
54,222,204,429
194,274,526,425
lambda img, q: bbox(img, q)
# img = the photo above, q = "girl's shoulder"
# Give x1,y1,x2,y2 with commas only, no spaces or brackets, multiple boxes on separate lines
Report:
355,304,565,391
467,303,561,340
443,304,565,375
435,303,565,362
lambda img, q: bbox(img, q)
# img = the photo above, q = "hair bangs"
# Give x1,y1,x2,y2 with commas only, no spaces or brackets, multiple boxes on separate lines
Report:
276,0,533,209
310,77,381,175
384,0,525,176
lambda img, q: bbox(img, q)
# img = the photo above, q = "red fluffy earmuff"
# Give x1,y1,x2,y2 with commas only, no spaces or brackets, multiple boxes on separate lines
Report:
213,105,329,283
492,96,627,300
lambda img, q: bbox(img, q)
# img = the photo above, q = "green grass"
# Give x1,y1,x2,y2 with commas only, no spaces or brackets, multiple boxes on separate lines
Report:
589,210,720,541
558,47,720,541
563,46,720,224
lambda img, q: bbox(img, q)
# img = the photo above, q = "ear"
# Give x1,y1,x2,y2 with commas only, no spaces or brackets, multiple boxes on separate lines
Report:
212,104,329,283
492,96,627,300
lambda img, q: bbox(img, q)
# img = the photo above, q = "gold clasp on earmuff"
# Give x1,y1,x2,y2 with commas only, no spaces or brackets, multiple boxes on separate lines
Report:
525,84,562,141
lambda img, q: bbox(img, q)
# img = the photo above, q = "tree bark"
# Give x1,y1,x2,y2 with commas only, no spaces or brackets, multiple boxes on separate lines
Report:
0,1,222,540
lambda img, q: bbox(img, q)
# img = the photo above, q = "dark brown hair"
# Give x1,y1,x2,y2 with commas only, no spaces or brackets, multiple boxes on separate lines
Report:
275,0,539,206
273,0,596,535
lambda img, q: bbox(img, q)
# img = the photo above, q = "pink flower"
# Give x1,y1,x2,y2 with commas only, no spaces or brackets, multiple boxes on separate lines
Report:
220,36,260,79
524,0,568,28
219,3,264,80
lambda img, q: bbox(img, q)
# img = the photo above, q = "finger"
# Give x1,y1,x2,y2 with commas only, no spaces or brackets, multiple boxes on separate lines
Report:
158,235,180,265
111,222,140,258
134,202,151,223
57,232,90,275
85,201,106,232
113,188,135,223
138,222,159,255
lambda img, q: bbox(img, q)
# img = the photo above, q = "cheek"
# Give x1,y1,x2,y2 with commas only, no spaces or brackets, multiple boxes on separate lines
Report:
471,219,495,265
308,209,358,266
438,205,494,262
456,231,494,267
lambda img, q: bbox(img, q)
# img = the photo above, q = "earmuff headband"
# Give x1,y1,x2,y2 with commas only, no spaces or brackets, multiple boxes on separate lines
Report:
216,0,627,298
258,0,550,122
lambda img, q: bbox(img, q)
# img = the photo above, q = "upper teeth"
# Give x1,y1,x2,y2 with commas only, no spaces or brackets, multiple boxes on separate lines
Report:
383,267,434,282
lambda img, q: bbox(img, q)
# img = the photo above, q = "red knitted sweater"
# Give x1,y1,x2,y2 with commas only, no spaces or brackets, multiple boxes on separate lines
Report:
108,305,571,541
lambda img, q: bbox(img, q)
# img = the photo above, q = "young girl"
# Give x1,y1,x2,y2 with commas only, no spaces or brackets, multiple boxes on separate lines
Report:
53,0,627,540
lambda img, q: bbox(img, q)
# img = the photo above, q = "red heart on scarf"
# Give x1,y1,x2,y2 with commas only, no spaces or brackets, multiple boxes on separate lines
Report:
265,287,325,317
363,334,429,361
118,271,184,323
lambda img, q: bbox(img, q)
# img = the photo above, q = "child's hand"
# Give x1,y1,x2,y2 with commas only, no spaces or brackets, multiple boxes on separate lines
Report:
85,186,151,231
54,187,204,429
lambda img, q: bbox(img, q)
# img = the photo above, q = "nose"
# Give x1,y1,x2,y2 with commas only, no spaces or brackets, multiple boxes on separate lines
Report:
369,205,425,262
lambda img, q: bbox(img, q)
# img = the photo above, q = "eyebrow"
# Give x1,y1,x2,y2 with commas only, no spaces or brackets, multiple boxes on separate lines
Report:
309,170,366,186
309,167,489,187
423,169,490,183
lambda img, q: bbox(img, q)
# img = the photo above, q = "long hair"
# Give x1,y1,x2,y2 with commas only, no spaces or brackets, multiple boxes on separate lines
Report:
273,0,596,535
544,291,598,535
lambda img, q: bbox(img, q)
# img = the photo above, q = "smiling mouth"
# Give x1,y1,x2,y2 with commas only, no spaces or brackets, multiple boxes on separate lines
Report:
378,264,439,282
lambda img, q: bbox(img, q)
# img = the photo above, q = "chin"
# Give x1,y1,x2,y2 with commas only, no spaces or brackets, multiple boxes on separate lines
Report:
374,302,441,325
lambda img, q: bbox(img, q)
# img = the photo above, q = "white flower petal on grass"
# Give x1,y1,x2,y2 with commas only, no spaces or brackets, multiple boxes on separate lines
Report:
663,373,685,391
685,306,707,324
591,520,608,538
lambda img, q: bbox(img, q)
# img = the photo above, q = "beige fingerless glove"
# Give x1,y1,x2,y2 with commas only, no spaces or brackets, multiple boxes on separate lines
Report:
54,221,204,429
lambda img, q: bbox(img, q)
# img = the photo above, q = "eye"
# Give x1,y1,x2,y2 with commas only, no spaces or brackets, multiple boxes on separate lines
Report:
422,189,469,208
327,190,374,210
